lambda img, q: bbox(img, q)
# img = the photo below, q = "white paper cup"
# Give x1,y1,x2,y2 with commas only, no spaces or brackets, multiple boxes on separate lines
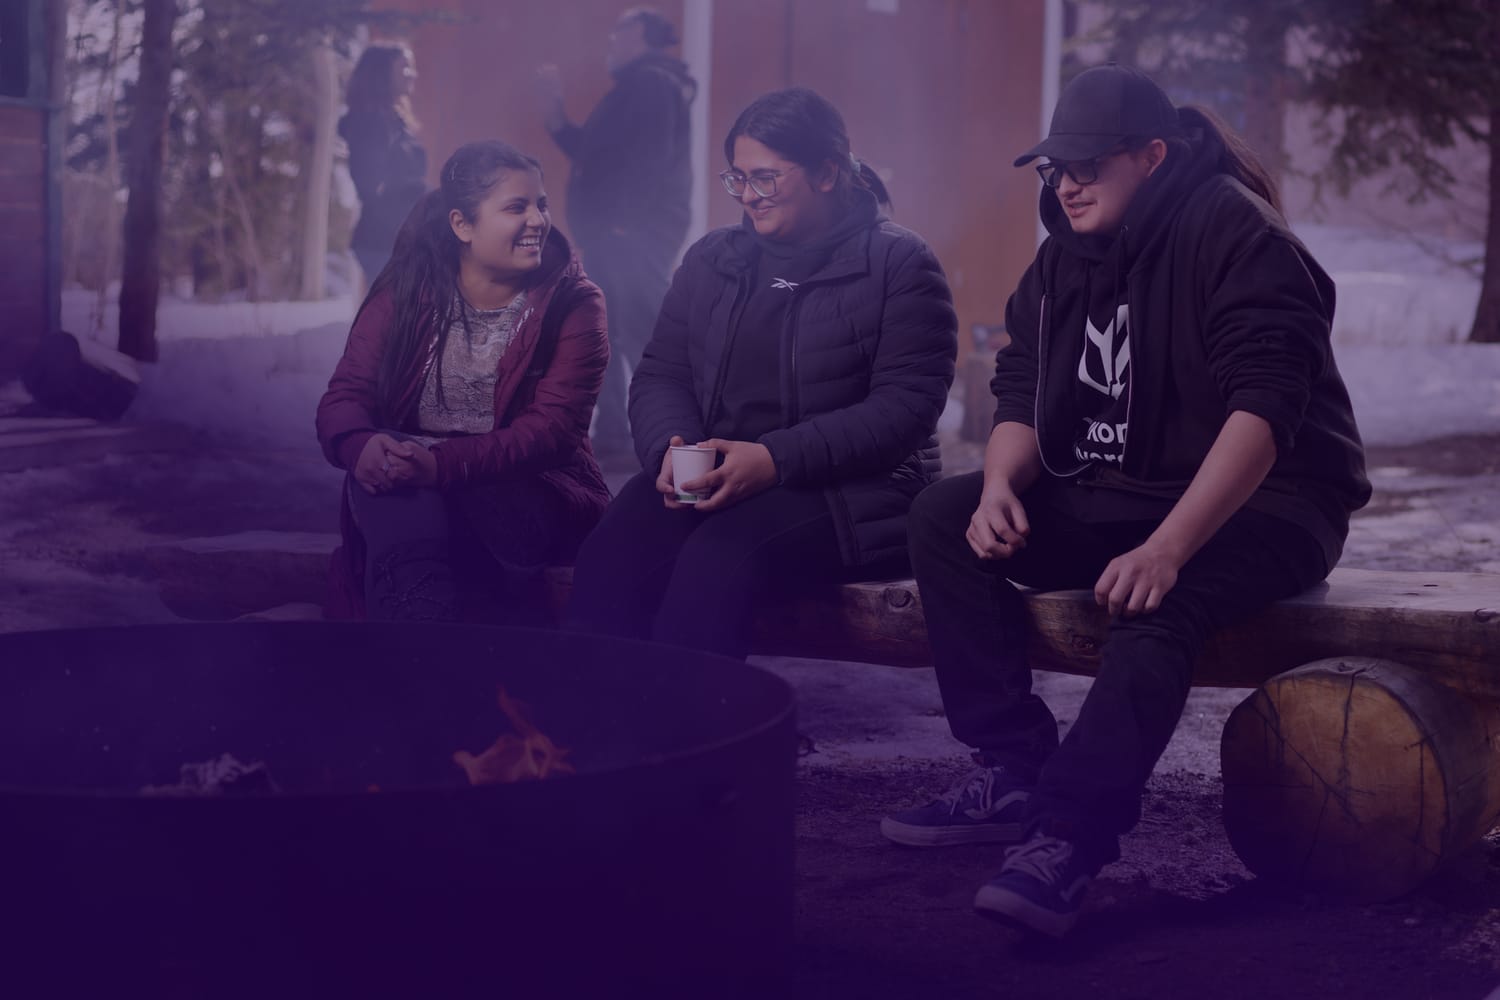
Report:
670,445,717,503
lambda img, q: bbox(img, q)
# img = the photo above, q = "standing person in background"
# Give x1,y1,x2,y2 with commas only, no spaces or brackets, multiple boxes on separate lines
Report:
536,6,696,464
341,42,429,287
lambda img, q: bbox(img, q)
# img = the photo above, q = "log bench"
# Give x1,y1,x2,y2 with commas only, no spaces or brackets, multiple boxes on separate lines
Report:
147,533,1499,902
545,565,1500,902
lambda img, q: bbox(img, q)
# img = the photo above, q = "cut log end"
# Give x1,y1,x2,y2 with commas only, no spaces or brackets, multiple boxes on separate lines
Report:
1221,656,1500,902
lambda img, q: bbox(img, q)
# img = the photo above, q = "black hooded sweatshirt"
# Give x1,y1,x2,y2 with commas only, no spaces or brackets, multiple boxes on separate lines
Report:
549,52,697,257
991,127,1371,573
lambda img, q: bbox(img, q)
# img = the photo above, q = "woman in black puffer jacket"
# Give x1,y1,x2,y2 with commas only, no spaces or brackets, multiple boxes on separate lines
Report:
566,86,958,660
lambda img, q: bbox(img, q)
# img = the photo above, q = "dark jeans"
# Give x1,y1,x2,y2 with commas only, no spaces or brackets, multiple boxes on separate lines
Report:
908,472,1328,866
347,474,592,624
578,234,674,455
565,471,846,659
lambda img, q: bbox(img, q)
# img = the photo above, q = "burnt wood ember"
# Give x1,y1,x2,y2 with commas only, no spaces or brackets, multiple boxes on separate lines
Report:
0,623,797,999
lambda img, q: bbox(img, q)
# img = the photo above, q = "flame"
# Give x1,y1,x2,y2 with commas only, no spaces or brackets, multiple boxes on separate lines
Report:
453,687,575,785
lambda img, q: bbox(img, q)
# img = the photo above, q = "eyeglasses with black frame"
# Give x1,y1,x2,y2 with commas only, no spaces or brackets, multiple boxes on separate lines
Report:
719,164,802,199
1035,145,1131,189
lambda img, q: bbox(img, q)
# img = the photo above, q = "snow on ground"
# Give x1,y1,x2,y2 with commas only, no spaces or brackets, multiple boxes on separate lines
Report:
1298,223,1483,347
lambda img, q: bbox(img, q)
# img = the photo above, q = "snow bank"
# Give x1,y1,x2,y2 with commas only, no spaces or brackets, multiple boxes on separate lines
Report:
1297,224,1483,346
63,288,357,345
127,322,350,446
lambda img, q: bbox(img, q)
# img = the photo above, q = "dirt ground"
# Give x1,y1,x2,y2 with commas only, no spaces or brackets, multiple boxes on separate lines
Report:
0,421,1497,998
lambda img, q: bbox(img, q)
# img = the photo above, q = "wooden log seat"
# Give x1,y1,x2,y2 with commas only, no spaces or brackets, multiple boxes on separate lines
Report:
1221,657,1500,901
545,566,1500,900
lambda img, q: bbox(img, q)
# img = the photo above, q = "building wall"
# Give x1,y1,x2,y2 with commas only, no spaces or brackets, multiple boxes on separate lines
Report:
0,0,54,381
386,0,1045,351
388,0,686,232
707,0,1045,346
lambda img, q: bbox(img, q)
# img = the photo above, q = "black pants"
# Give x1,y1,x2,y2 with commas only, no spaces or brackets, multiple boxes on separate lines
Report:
908,472,1328,865
578,234,674,455
347,475,592,623
565,471,846,659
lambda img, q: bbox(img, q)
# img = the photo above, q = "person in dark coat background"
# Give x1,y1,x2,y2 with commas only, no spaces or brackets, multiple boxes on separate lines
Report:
564,86,958,661
536,6,696,462
882,64,1370,940
316,140,610,623
341,42,429,287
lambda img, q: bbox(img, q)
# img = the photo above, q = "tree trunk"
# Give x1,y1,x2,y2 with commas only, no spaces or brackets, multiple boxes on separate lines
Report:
95,0,122,334
1471,93,1500,342
1241,8,1288,193
117,0,178,362
298,42,338,301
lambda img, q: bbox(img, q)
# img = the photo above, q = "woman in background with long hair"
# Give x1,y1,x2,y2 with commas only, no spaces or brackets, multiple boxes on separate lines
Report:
316,140,610,622
341,42,428,285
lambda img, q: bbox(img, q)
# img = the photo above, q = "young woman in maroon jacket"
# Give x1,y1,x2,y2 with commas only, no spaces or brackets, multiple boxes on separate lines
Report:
316,140,610,622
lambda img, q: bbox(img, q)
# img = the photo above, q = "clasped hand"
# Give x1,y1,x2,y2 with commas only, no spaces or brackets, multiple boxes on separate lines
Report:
354,434,437,494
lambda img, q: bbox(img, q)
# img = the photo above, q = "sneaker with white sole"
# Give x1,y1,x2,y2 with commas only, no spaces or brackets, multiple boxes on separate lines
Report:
879,765,1031,847
972,833,1093,938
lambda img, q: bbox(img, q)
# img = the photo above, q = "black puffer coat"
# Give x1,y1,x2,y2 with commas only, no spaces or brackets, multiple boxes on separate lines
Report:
630,200,958,569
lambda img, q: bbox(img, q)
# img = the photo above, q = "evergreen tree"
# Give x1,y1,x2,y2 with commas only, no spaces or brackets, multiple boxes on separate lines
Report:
1084,0,1498,343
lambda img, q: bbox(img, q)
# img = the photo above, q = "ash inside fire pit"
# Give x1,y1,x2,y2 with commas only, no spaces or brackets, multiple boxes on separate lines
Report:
0,622,797,999
141,752,279,796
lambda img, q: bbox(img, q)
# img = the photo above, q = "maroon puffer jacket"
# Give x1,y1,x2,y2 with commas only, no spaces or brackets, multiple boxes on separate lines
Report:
315,229,611,618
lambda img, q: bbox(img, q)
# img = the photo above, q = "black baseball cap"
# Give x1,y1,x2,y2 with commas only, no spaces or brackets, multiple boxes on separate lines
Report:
1013,63,1181,167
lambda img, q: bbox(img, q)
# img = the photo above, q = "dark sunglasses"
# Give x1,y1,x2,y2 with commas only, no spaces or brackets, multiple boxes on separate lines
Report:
1035,146,1129,189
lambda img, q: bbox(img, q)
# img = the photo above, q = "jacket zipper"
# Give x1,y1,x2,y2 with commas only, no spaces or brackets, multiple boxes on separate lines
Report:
786,290,804,424
703,272,750,432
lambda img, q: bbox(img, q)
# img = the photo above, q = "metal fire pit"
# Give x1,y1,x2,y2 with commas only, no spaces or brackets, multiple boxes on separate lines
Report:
0,623,797,998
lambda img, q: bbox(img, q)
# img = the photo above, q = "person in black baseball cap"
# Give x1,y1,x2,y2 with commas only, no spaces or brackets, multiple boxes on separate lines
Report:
884,64,1370,938
1013,62,1182,168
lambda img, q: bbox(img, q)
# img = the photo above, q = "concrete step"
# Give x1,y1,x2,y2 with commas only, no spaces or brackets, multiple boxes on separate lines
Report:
145,531,338,621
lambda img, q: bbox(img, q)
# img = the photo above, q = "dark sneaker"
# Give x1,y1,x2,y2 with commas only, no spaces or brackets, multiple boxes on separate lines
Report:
973,834,1093,938
879,765,1031,847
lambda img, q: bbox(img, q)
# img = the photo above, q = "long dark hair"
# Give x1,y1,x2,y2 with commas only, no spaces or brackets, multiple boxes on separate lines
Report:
362,140,544,424
1171,105,1283,214
724,87,891,208
346,42,417,130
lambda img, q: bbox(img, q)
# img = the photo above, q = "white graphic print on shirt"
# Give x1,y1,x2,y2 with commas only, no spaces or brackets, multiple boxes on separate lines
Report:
1074,303,1130,465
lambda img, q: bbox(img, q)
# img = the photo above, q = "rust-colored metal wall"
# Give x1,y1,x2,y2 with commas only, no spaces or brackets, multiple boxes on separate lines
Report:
386,0,1044,349
388,0,685,231
0,104,48,376
708,0,1044,343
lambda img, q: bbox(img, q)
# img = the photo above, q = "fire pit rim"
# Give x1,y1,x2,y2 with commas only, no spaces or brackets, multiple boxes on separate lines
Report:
0,621,799,801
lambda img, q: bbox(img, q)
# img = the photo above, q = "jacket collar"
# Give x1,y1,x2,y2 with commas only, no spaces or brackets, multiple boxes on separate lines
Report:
707,188,883,284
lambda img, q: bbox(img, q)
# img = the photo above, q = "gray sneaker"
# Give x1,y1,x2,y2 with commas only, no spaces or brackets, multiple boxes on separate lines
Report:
973,833,1093,937
880,765,1031,847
